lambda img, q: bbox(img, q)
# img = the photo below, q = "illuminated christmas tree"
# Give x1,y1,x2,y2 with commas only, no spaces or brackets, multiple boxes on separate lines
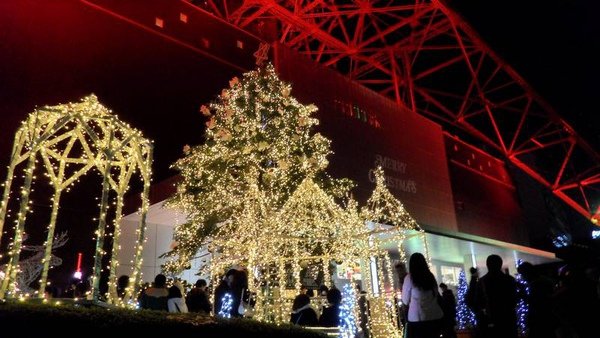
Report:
456,270,477,330
340,284,358,338
166,64,423,336
516,271,530,336
165,64,351,273
218,293,234,319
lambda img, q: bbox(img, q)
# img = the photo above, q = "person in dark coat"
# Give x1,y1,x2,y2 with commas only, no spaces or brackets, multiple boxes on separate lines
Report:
439,283,457,338
214,269,236,316
356,284,370,338
474,255,518,338
117,275,129,299
552,263,600,338
395,262,408,327
290,293,318,326
517,262,557,338
230,269,249,318
139,274,168,311
465,267,479,313
319,287,342,327
465,267,484,338
186,279,212,314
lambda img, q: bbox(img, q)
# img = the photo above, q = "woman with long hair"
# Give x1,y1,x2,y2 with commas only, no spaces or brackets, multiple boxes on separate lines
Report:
401,252,444,338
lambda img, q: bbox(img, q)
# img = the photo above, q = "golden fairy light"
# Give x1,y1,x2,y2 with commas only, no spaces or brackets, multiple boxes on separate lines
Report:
167,65,428,337
0,95,152,306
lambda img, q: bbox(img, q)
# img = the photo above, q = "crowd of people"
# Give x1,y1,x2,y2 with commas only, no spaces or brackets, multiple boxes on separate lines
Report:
290,286,346,327
134,267,356,331
46,251,598,338
398,252,600,338
461,255,599,338
137,273,211,314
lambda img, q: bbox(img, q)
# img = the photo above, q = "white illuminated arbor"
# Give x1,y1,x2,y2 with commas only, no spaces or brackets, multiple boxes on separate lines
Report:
0,95,152,305
360,167,430,337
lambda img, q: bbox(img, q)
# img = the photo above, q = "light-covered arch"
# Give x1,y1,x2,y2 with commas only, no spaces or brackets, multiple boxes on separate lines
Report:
0,95,152,305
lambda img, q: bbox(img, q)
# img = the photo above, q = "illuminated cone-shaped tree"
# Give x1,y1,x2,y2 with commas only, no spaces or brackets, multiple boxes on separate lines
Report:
516,272,530,336
167,65,416,337
165,63,351,273
456,270,477,330
359,167,425,338
340,283,359,338
361,167,420,231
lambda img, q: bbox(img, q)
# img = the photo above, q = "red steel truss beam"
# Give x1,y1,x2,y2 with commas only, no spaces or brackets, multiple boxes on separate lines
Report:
197,0,600,223
83,0,600,223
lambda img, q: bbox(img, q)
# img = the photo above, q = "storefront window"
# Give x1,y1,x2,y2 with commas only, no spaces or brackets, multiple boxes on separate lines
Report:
440,265,462,286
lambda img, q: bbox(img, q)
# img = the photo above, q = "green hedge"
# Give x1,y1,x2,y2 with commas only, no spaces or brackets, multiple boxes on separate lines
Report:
0,301,327,337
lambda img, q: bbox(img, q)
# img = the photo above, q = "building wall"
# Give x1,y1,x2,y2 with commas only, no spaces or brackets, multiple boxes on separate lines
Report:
275,45,458,231
445,135,528,245
117,205,209,284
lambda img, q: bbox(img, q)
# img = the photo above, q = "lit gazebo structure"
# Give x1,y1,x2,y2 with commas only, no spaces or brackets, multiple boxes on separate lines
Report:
205,168,428,338
0,95,152,305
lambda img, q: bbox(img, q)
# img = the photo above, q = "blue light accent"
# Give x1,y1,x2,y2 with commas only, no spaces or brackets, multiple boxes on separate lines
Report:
339,284,358,338
552,233,571,248
515,273,530,336
456,270,477,330
218,293,234,318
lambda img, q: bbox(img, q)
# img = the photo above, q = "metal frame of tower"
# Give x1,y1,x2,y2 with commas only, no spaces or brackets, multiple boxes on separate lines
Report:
191,0,600,223
82,0,600,224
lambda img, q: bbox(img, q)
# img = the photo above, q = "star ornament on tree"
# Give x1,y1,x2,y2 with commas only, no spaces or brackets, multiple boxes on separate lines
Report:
253,42,270,66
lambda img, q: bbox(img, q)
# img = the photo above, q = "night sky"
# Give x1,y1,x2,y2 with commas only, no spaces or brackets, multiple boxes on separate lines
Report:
0,0,599,288
0,0,240,289
449,0,600,150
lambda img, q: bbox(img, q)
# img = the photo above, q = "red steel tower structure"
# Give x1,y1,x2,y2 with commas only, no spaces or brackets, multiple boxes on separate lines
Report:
82,0,599,224
191,0,600,224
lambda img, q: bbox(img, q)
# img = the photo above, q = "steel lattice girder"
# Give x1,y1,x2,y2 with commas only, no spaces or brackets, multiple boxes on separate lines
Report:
195,0,600,223
81,0,600,223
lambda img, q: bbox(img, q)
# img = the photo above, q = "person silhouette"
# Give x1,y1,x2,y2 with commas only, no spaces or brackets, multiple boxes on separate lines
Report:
474,255,517,338
401,253,443,338
214,269,236,316
139,274,169,311
290,293,318,326
117,275,129,299
319,287,342,327
439,283,457,338
187,279,212,314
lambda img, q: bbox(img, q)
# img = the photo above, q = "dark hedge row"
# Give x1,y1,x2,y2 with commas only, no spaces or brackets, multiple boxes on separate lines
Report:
0,301,327,337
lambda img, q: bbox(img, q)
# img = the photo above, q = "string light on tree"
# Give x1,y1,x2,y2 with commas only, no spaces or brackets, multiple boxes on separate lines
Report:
515,260,529,337
456,270,476,330
340,284,358,338
218,293,234,318
166,64,429,337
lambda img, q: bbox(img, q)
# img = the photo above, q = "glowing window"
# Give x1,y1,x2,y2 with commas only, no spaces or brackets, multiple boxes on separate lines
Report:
440,266,461,286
